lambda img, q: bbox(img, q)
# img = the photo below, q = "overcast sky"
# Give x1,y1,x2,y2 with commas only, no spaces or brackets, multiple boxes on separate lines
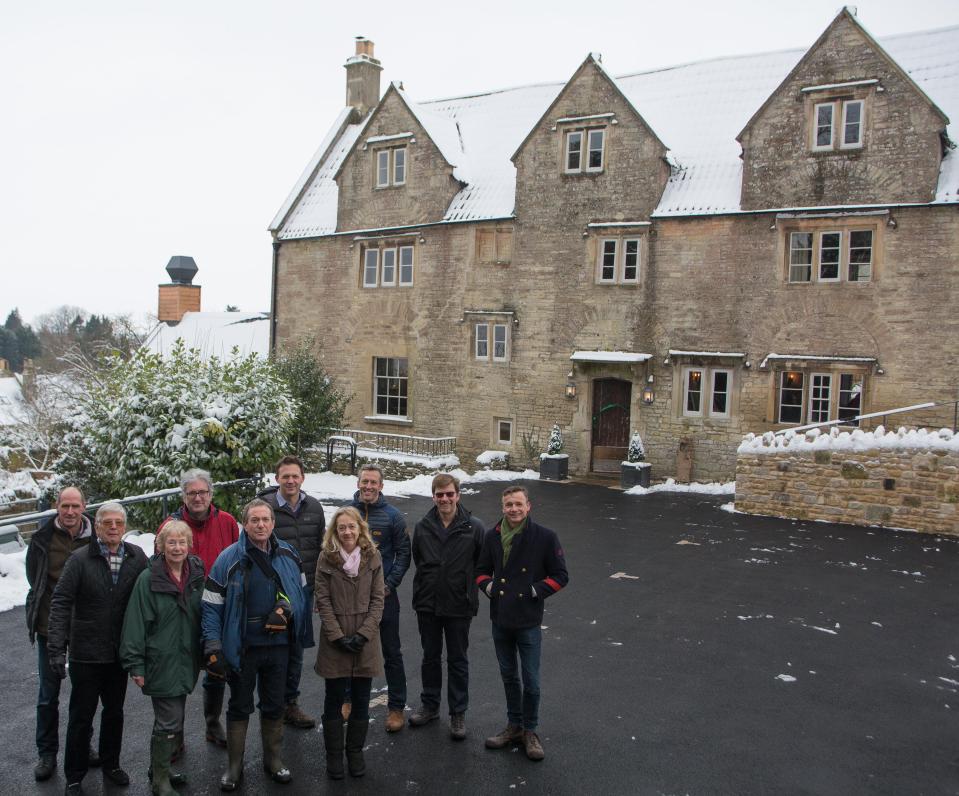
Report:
4,0,958,328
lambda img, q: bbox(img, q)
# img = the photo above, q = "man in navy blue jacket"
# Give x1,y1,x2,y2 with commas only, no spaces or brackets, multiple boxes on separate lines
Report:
349,464,411,732
476,485,568,762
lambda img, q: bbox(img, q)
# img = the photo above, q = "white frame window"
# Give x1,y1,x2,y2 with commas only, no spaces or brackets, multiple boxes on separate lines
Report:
497,419,513,445
841,100,864,149
778,371,805,424
373,357,409,419
362,243,414,288
682,366,732,419
813,102,835,150
374,146,407,188
808,373,832,423
596,237,641,284
787,229,874,284
837,374,863,426
363,249,379,287
474,323,488,360
492,324,508,362
565,127,606,174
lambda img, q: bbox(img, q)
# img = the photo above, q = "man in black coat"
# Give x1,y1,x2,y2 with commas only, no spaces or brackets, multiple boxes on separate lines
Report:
408,473,485,740
476,485,568,762
25,486,99,782
258,454,325,729
47,501,148,795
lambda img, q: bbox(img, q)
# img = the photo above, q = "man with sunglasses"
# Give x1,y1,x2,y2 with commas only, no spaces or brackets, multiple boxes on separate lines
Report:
158,468,239,748
408,473,485,740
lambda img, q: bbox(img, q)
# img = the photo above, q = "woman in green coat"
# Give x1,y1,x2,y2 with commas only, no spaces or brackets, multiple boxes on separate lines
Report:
119,520,205,796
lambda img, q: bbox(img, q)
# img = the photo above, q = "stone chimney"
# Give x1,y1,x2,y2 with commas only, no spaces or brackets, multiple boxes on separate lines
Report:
158,255,201,324
344,37,382,117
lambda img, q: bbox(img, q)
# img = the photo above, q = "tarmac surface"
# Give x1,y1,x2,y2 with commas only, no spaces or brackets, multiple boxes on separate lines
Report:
2,478,958,795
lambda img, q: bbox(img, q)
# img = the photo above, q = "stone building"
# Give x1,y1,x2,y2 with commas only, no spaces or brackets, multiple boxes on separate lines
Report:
269,10,959,481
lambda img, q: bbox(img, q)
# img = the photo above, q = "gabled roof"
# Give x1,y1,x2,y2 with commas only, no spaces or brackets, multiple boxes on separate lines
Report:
737,8,949,143
510,53,667,164
273,20,959,240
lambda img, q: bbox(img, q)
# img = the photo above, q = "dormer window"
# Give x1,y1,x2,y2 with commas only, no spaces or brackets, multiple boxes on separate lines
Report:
565,128,605,173
813,99,864,150
375,145,407,188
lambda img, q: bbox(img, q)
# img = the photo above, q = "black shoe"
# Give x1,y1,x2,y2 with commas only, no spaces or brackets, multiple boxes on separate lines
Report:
408,705,440,727
103,767,130,786
88,746,101,767
450,713,467,740
35,754,56,782
65,784,83,796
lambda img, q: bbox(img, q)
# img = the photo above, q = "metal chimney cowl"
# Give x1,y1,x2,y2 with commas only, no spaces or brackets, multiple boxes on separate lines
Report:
165,255,199,285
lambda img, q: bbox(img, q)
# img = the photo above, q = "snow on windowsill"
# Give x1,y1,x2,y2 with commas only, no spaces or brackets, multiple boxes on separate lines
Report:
364,415,413,426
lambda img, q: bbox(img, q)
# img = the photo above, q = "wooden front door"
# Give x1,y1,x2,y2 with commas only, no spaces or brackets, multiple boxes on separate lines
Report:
591,378,631,473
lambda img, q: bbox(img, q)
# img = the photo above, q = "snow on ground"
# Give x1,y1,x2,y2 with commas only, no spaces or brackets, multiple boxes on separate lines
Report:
739,425,959,455
625,478,735,496
0,469,41,503
0,547,27,613
298,467,539,501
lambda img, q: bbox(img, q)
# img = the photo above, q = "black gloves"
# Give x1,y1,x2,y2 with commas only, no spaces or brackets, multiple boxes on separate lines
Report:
265,600,292,633
334,634,368,654
205,648,227,679
49,655,67,680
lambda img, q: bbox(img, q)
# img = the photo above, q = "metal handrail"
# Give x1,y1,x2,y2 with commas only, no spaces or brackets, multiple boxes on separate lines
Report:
0,476,262,532
774,399,958,436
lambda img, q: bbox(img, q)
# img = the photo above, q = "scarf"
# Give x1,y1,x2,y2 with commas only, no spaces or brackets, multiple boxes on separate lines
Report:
500,516,526,566
340,546,361,577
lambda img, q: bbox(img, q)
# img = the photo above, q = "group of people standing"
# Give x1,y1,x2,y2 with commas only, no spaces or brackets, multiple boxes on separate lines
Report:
25,458,569,795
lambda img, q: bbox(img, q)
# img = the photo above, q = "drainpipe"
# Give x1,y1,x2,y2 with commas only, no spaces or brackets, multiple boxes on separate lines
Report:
270,239,280,354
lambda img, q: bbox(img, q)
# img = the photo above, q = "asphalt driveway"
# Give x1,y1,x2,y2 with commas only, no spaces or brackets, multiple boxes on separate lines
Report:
2,479,957,795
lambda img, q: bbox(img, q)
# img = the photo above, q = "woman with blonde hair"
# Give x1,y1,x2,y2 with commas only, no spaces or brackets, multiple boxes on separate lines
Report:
120,520,205,796
314,506,384,779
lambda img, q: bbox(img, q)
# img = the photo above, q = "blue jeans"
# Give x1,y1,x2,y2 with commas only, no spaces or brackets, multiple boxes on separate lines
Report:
36,634,63,756
491,623,542,731
226,645,288,721
380,589,407,710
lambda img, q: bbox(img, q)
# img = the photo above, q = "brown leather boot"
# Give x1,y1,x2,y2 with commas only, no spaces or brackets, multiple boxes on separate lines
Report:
523,730,545,761
283,701,316,730
384,709,404,733
485,724,523,749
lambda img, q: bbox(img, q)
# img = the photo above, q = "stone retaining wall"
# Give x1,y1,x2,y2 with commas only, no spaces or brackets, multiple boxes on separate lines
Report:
736,446,959,535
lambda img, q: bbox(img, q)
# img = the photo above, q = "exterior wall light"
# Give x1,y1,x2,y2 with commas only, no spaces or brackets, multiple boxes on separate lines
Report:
642,385,654,404
565,370,577,399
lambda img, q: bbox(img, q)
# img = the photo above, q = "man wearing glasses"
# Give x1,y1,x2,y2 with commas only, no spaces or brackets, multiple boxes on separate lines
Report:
408,473,485,740
158,468,239,748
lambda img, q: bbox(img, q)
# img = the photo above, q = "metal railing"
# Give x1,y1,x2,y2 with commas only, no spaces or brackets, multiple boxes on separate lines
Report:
323,428,457,458
774,399,958,436
0,476,262,535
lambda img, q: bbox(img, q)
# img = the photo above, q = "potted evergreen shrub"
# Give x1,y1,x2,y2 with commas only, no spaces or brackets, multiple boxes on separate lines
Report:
539,424,569,481
621,431,651,489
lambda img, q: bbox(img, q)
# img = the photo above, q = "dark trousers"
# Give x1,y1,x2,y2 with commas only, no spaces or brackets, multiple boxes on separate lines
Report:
324,677,372,723
491,623,542,731
64,660,128,783
226,644,288,721
380,589,407,710
416,612,471,715
36,634,63,756
285,586,312,705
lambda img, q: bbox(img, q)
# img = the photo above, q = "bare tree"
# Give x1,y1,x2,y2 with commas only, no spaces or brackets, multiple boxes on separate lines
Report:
0,375,69,471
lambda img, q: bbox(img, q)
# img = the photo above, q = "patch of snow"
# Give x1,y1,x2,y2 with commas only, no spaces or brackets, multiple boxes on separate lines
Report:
569,350,651,363
300,467,540,501
476,450,508,465
739,425,959,455
0,469,42,503
719,501,742,513
0,548,28,612
626,478,735,496
803,624,838,635
775,674,797,683
609,571,639,579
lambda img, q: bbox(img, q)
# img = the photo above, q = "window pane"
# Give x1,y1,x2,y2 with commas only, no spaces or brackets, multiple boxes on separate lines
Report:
498,420,512,443
623,239,639,281
819,232,840,280
712,370,729,415
399,246,414,284
789,232,812,282
381,248,396,285
843,101,862,146
364,249,379,286
566,132,582,171
816,104,834,147
475,323,488,359
393,147,406,183
493,324,507,360
375,357,387,376
600,240,617,281
377,150,389,186
587,129,604,170
848,230,872,282
779,371,804,423
685,370,702,414
397,358,408,378
838,373,862,425
808,373,832,423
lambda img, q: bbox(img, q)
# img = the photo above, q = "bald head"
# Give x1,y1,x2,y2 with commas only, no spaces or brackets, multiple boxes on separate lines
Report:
56,487,86,536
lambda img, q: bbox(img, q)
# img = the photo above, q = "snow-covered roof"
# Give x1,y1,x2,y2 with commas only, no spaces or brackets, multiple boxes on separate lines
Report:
143,312,271,360
0,376,23,427
570,350,652,363
274,23,959,240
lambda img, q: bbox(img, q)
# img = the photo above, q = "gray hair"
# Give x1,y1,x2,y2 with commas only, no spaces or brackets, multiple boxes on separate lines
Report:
242,498,275,525
180,468,213,493
95,501,127,523
358,463,384,483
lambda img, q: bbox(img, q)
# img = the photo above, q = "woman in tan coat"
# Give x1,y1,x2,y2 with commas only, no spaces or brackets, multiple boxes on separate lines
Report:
314,506,384,779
